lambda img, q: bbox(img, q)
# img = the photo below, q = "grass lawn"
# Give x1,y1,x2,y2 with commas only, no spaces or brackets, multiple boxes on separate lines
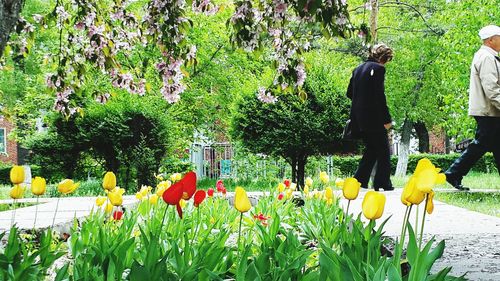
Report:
391,172,499,190
0,202,38,212
435,191,500,218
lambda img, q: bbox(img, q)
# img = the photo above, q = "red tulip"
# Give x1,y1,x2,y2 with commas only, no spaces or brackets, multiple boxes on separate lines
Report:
113,210,123,220
207,188,214,197
216,180,224,192
176,203,183,219
162,181,183,205
277,193,284,200
181,171,197,200
284,179,291,188
221,187,227,195
194,190,206,207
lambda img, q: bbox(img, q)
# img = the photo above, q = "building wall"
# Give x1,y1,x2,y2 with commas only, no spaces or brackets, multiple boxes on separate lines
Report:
429,128,447,154
0,118,19,164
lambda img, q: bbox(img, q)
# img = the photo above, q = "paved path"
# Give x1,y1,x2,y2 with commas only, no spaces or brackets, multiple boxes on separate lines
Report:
1,190,499,280
340,189,500,281
0,196,138,231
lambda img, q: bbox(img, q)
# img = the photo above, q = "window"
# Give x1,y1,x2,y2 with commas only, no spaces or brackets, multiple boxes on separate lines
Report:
0,128,5,153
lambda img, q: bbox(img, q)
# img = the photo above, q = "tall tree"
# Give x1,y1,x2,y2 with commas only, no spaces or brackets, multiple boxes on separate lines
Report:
0,0,25,56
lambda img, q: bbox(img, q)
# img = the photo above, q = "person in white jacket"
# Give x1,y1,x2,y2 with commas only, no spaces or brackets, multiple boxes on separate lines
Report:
445,25,500,190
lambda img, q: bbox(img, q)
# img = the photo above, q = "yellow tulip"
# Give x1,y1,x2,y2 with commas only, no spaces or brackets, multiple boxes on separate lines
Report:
179,199,187,208
342,177,361,200
102,172,117,191
319,171,329,184
96,196,106,207
10,165,25,184
314,189,322,199
104,203,113,213
414,158,434,176
108,187,125,206
436,173,446,185
335,178,344,188
58,179,80,194
135,192,144,200
277,183,285,192
305,177,313,187
234,186,251,213
286,188,293,199
156,185,167,197
10,184,25,199
325,187,334,200
31,177,46,196
401,176,425,206
326,198,334,205
426,190,435,214
362,191,386,220
170,173,182,182
149,194,159,205
303,185,309,195
415,168,438,193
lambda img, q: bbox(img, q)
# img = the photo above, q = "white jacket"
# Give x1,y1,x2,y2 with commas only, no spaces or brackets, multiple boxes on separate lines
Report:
468,46,500,117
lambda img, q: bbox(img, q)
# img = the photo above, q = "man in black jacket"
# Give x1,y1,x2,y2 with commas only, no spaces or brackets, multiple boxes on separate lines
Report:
347,43,394,191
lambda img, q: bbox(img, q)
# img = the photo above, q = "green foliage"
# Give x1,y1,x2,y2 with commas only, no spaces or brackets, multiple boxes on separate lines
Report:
26,94,174,189
0,227,65,281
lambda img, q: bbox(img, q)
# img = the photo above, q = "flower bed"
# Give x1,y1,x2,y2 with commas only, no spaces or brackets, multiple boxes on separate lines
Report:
0,161,467,280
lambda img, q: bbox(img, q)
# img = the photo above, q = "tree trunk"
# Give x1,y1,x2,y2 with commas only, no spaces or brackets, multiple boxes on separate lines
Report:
290,157,297,183
296,156,307,190
370,0,379,43
414,122,429,153
395,119,412,176
0,0,25,57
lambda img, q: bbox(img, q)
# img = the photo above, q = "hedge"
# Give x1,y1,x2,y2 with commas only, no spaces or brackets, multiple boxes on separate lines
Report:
0,163,42,185
332,153,497,176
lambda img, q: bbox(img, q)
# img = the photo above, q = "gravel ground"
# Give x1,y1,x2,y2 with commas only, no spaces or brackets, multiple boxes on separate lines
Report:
430,234,500,281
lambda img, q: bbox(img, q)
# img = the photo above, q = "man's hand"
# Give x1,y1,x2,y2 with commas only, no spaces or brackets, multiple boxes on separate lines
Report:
384,123,392,130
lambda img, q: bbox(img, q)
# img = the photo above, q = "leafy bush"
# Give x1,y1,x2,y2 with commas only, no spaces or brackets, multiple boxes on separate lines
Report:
332,153,497,176
0,163,42,185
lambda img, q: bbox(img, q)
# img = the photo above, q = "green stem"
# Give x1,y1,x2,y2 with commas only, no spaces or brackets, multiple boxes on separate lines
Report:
399,205,410,248
419,194,429,249
237,212,243,250
10,198,17,228
51,197,61,228
191,207,201,245
414,204,419,239
33,196,40,230
346,200,351,216
366,220,374,280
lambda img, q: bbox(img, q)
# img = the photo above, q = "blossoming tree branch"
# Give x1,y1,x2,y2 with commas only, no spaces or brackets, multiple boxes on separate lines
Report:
2,0,350,115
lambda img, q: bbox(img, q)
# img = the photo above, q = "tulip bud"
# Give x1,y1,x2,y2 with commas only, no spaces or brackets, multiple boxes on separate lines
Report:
283,179,291,188
194,190,206,207
10,165,25,184
343,177,361,200
362,191,386,220
31,177,46,196
113,209,123,220
10,184,25,199
234,186,251,213
277,193,284,200
207,188,214,197
102,172,117,191
149,194,159,205
305,177,313,187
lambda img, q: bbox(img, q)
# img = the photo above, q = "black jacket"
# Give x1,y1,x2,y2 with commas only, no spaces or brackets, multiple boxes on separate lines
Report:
346,59,392,133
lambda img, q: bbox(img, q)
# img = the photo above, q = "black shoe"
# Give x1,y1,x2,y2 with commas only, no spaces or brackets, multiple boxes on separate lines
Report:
383,186,395,191
445,173,470,191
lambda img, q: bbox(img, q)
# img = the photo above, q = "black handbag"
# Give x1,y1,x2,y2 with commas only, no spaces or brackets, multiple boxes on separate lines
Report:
342,119,359,140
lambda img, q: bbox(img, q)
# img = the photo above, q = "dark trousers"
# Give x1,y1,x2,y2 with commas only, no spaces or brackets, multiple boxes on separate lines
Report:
354,131,392,190
446,116,500,181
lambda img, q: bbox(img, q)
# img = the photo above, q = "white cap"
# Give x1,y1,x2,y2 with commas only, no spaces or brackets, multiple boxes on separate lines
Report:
479,25,500,40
